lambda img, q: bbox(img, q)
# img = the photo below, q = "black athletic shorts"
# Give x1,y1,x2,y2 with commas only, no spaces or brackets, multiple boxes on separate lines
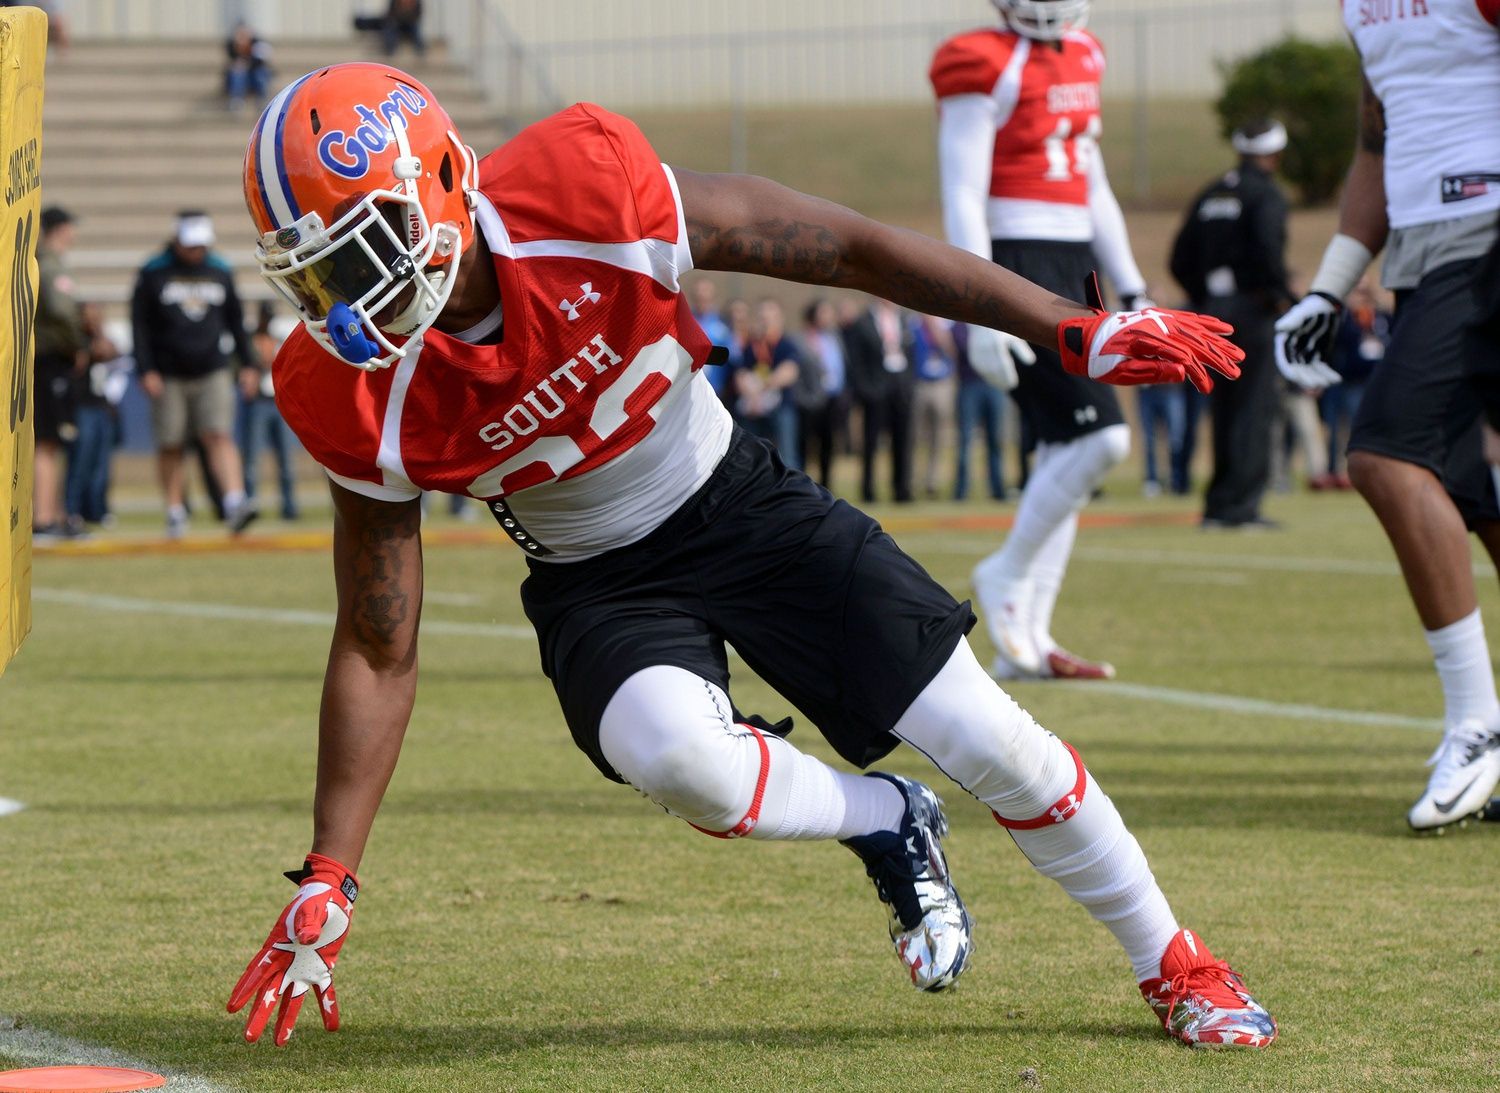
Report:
33,353,76,444
521,429,976,782
991,238,1125,444
1348,255,1500,526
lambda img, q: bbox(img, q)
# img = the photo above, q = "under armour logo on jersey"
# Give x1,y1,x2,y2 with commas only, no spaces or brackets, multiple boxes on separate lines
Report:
558,283,602,321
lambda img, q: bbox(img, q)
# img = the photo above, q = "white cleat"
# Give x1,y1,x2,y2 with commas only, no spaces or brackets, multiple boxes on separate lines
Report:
972,559,1041,676
1408,719,1500,833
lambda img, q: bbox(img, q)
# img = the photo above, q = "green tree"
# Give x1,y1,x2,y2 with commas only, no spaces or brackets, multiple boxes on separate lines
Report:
1216,37,1362,205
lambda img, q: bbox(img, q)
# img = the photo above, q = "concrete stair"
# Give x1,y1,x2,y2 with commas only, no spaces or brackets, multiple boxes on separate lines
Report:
41,38,512,313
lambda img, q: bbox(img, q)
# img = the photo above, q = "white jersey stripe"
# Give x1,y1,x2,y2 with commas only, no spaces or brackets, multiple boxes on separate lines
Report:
473,189,686,293
376,340,421,494
324,466,419,502
662,163,695,278
991,35,1029,131
510,236,685,293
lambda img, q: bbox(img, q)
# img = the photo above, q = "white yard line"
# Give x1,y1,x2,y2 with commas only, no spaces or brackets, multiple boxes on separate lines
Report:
0,1014,226,1091
36,587,1440,735
422,591,486,607
917,539,1495,580
0,799,24,818
1067,680,1440,733
33,588,534,640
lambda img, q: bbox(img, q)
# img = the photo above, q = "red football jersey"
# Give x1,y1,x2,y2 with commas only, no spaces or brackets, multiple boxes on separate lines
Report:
930,28,1105,207
273,103,712,504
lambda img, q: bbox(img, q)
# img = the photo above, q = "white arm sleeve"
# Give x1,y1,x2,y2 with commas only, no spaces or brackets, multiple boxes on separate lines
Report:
1085,152,1147,301
938,94,1001,260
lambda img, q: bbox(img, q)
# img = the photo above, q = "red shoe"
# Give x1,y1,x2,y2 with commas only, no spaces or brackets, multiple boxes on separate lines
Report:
1044,648,1116,680
1139,929,1277,1048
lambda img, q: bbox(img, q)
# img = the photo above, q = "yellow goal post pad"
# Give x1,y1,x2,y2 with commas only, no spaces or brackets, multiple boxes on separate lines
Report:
0,6,45,676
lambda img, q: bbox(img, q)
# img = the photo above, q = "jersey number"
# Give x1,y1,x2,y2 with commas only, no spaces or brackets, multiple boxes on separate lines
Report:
1042,116,1101,183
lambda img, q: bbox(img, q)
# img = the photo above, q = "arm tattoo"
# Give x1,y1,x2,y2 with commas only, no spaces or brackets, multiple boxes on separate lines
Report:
874,270,1018,331
1359,76,1386,156
687,215,848,284
345,499,421,649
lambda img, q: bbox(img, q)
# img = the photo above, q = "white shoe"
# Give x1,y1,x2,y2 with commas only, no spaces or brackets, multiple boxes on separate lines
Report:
972,559,1041,676
1408,719,1500,833
165,508,188,541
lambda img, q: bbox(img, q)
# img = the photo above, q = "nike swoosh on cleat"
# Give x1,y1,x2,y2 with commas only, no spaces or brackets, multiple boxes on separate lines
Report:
1432,776,1485,815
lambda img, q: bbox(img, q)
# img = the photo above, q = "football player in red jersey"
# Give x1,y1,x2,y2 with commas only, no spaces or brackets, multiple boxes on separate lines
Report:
225,62,1274,1050
932,0,1156,682
1275,0,1500,832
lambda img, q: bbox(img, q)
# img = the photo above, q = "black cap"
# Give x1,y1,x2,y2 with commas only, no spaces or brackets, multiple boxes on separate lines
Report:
40,206,75,233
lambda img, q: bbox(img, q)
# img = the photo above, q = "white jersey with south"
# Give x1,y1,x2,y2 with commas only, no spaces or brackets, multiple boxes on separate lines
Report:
932,0,1146,682
253,88,730,560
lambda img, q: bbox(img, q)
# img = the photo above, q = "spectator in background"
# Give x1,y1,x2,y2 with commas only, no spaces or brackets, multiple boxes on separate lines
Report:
911,315,958,499
32,206,86,541
1271,382,1328,493
131,211,260,538
689,278,733,406
1169,118,1293,530
1136,383,1188,497
383,0,426,59
238,303,299,521
794,298,849,491
729,297,802,467
1315,280,1390,490
952,323,1007,502
64,302,124,528
843,298,915,504
224,21,272,115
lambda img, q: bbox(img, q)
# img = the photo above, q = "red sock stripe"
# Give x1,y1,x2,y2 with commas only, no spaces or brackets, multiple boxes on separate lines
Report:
991,740,1087,829
688,722,771,839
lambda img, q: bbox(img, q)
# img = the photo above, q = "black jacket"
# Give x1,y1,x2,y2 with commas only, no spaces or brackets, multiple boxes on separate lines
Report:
130,247,254,379
1169,162,1291,313
842,307,915,402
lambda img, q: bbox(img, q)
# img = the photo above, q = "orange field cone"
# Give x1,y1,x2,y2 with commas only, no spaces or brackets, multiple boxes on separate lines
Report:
0,1066,166,1092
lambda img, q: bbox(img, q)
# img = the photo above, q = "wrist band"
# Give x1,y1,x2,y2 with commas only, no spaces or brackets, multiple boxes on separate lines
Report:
1308,233,1374,300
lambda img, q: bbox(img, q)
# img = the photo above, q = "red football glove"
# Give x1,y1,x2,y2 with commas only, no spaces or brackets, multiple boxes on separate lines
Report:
227,853,358,1046
1057,287,1244,394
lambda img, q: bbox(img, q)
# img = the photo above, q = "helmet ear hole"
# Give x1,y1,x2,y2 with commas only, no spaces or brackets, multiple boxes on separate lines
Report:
438,153,454,193
309,109,321,135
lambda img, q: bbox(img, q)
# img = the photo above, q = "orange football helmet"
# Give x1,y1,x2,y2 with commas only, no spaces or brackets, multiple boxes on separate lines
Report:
244,63,478,369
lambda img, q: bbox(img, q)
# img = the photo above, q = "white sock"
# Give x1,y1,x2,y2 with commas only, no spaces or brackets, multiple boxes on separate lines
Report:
834,772,906,839
1030,512,1078,654
224,489,246,512
981,425,1129,583
894,640,1177,981
1010,777,1180,981
1424,609,1500,729
759,733,906,840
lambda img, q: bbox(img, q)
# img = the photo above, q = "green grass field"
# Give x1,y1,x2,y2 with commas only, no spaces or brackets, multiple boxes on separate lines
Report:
3,477,1500,1091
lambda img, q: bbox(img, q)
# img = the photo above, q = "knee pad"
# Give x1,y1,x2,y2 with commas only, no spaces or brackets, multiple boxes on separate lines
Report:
598,667,772,837
990,739,1087,828
893,640,1083,819
618,721,770,837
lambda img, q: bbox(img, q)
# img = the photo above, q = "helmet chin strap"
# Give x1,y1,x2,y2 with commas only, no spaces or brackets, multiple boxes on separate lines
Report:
375,114,471,340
